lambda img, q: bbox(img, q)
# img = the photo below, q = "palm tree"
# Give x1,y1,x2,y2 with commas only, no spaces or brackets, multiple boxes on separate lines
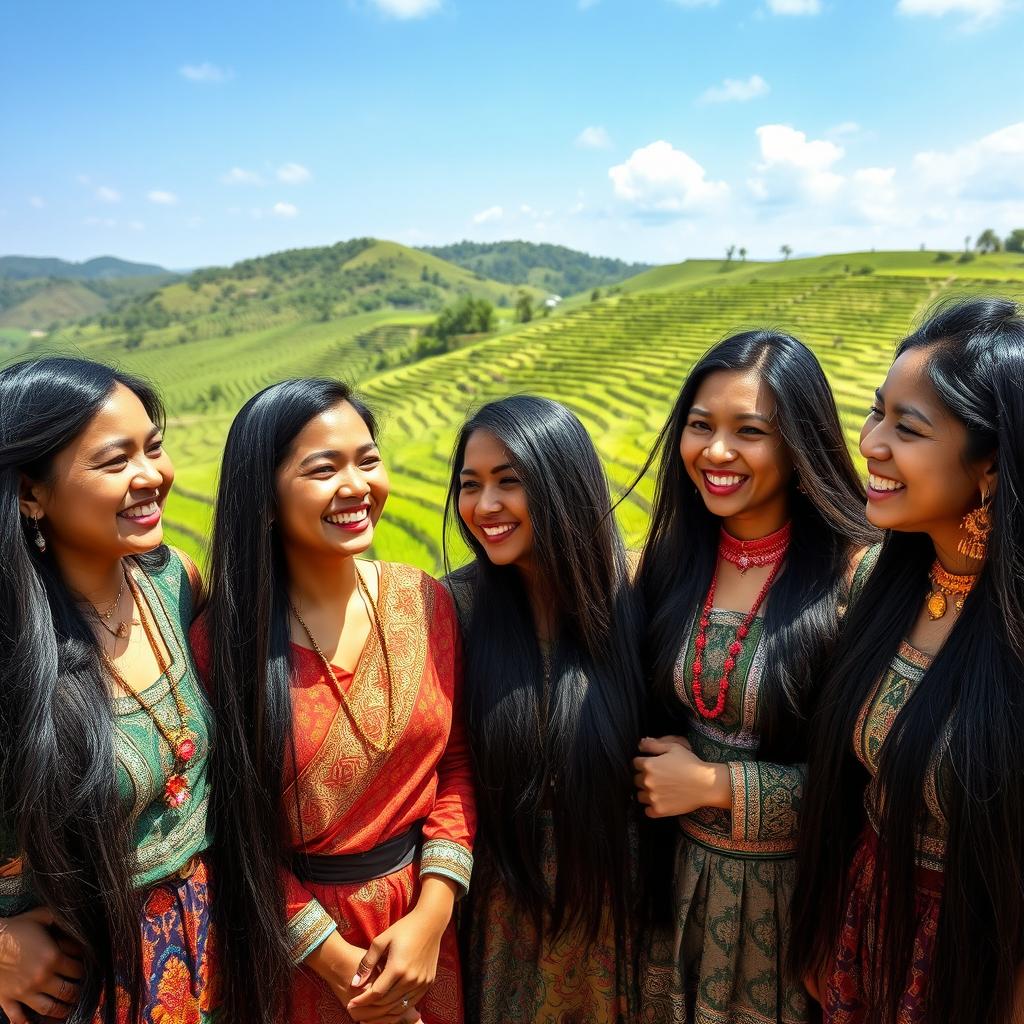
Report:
726,245,736,262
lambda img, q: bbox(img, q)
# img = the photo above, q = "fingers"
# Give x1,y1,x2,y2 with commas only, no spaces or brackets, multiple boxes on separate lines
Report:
23,991,71,1020
20,906,56,927
660,734,692,749
638,737,676,756
0,999,30,1024
45,973,81,1006
352,935,388,987
55,936,85,960
55,954,85,981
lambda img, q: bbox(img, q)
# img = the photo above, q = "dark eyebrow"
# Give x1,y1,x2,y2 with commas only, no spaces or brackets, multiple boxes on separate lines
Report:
91,426,161,462
298,443,378,470
876,389,933,426
459,463,513,477
688,406,772,424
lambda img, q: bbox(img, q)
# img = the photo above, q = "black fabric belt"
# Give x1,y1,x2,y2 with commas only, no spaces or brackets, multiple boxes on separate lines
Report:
292,821,424,885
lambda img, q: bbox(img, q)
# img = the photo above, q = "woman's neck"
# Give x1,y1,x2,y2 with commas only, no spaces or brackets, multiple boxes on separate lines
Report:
285,547,359,610
50,544,126,608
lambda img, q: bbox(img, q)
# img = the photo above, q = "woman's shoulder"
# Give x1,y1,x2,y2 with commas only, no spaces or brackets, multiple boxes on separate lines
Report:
844,542,882,607
376,560,459,613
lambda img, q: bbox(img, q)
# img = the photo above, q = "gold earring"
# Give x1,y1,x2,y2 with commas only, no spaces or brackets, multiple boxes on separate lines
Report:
957,489,992,562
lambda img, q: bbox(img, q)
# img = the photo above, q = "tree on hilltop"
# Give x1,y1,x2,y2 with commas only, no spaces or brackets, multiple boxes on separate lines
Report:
739,247,747,262
726,245,736,262
1006,229,1024,253
780,244,792,260
976,229,1002,254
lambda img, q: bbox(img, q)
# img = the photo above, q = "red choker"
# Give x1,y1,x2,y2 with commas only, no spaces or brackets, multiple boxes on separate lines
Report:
691,522,792,719
718,522,792,574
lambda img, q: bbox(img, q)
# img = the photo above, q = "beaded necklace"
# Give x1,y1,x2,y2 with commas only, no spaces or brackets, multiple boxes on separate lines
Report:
691,523,791,720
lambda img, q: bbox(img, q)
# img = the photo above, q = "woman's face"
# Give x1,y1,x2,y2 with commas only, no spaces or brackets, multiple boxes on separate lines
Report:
275,401,389,559
679,367,793,536
860,346,993,548
21,382,174,563
458,429,534,570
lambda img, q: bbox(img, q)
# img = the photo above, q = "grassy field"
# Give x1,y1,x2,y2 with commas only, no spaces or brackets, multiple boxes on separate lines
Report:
7,246,1024,572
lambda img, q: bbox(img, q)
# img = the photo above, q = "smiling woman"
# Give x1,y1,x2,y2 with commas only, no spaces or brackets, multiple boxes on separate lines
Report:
194,377,475,1024
635,330,876,1024
0,356,216,1024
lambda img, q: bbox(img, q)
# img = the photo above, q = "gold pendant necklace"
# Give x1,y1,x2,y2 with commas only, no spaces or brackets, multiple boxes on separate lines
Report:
925,559,977,620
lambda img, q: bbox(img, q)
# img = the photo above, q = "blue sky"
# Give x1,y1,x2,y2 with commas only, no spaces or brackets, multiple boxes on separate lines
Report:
3,0,1023,268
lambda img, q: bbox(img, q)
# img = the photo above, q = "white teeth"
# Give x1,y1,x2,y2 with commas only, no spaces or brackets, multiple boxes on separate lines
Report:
121,501,159,519
482,523,516,538
325,508,369,525
869,473,905,492
706,473,744,487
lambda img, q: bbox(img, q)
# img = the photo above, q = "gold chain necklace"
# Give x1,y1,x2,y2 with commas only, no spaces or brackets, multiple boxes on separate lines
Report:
104,569,197,808
86,572,136,639
925,559,978,620
290,566,396,756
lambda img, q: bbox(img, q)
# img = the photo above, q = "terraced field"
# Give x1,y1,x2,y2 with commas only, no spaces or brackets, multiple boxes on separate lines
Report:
9,248,1024,572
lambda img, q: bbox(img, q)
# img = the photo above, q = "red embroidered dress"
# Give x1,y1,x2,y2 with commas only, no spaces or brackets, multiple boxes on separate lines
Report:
193,562,475,1024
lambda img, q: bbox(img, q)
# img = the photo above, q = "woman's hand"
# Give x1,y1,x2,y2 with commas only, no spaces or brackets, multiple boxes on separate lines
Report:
634,736,732,817
346,877,456,1023
0,906,84,1023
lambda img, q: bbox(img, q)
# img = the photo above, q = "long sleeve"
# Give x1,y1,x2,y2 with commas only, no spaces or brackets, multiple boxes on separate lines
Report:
727,759,806,848
283,866,338,962
419,591,477,897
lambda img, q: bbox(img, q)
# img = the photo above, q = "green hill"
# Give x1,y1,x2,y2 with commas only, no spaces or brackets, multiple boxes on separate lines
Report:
419,240,650,297
5,245,1023,572
0,255,171,281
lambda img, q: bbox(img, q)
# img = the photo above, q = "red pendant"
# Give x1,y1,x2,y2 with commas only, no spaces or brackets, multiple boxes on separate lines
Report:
175,736,196,763
164,774,190,808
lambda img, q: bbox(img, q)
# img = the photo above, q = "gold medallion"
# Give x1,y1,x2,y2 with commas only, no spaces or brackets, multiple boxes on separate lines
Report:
926,590,947,620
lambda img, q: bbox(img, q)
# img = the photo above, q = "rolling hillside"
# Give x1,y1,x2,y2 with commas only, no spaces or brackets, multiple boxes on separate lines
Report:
5,244,1024,571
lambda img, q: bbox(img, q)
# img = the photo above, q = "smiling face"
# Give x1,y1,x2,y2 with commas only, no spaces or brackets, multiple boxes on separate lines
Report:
457,428,534,570
20,382,174,563
679,366,794,537
860,346,993,553
274,400,389,558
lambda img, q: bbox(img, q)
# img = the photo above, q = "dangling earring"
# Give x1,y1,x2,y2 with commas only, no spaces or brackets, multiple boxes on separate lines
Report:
957,488,993,562
31,514,46,553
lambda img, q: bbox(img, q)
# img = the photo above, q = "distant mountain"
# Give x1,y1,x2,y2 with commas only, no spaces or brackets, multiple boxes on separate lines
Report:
0,255,172,281
419,240,651,297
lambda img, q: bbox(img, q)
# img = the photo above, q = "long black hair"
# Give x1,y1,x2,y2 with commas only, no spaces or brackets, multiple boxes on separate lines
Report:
442,395,645,943
0,356,167,1024
636,329,875,762
790,297,1024,1024
203,377,377,1024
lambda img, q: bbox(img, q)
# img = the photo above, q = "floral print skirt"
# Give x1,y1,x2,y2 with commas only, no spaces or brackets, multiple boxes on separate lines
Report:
823,828,943,1024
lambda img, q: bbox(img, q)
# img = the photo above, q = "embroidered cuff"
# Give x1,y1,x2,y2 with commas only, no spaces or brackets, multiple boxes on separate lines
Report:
728,761,753,843
287,899,338,963
419,838,473,897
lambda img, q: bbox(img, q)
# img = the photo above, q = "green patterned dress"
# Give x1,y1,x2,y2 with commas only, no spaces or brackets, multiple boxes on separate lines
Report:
0,550,218,1023
659,550,877,1024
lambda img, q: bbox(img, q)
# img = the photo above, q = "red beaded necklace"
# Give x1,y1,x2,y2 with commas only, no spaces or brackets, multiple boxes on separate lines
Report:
691,522,792,720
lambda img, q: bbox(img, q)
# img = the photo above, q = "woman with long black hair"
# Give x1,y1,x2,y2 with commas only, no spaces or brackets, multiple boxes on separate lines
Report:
790,297,1024,1024
0,356,215,1024
193,378,475,1024
443,395,663,1023
634,330,876,1024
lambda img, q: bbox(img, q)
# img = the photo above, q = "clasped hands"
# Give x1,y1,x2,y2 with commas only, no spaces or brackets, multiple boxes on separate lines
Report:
633,735,733,817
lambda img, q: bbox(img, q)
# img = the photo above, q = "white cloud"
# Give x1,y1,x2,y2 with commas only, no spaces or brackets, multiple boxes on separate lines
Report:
912,121,1024,201
576,126,613,150
29,196,45,209
766,0,822,12
179,62,232,83
850,167,900,223
272,202,298,217
370,0,442,17
699,74,770,104
147,190,178,205
609,141,729,218
829,120,862,138
96,186,121,203
473,205,504,224
221,167,264,186
897,0,1007,20
749,124,845,203
277,162,311,184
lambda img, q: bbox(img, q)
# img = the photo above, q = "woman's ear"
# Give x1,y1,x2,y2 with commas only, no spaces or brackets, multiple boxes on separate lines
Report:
18,475,43,521
980,457,998,502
